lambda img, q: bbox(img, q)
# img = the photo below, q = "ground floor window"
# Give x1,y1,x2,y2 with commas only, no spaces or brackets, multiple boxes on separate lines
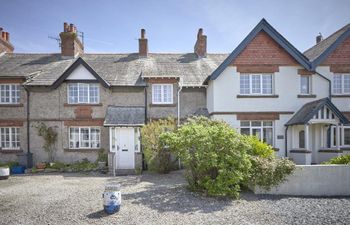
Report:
240,121,273,145
330,126,350,147
0,127,20,149
69,127,100,149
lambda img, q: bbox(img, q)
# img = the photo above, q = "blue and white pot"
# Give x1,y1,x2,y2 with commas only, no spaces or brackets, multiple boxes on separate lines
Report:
103,183,121,214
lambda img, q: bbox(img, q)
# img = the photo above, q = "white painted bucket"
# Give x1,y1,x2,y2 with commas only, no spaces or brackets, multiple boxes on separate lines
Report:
0,167,10,180
103,183,121,214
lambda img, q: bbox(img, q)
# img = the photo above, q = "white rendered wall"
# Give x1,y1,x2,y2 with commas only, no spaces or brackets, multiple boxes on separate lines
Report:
66,64,96,80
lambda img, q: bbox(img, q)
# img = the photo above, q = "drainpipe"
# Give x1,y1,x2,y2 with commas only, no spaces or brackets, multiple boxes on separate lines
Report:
23,85,33,168
177,82,182,126
144,85,148,124
284,126,289,158
314,71,331,100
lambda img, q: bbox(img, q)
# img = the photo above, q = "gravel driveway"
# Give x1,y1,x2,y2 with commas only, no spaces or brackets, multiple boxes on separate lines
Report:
0,170,349,225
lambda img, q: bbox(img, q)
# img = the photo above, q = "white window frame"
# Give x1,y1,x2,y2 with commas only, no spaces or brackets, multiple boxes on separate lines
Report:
67,83,100,104
300,75,312,95
152,84,173,104
69,127,101,149
240,121,274,146
0,84,20,104
0,127,20,150
343,126,350,147
333,74,350,95
332,126,350,147
239,74,273,95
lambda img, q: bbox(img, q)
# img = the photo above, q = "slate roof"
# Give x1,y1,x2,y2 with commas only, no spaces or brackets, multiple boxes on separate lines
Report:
304,23,350,69
0,53,227,87
104,106,146,126
286,98,349,126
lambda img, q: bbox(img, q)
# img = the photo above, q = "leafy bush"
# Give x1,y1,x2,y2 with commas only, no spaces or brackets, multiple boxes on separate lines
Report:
97,149,108,164
161,117,251,198
247,156,295,190
323,154,350,165
243,135,275,158
48,161,66,170
0,161,19,168
35,122,58,162
68,158,97,171
141,118,177,173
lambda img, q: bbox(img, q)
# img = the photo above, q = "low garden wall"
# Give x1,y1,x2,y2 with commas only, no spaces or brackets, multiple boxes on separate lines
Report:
251,165,350,196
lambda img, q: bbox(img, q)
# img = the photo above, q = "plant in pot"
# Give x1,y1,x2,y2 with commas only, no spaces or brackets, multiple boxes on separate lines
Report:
35,122,58,164
97,149,108,169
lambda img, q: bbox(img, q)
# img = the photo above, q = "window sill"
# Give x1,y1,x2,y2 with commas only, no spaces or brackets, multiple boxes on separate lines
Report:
297,94,317,98
290,149,312,153
0,149,23,154
64,103,103,107
149,103,176,107
331,95,350,98
236,95,279,98
318,149,343,153
64,148,103,152
0,103,23,107
272,148,279,152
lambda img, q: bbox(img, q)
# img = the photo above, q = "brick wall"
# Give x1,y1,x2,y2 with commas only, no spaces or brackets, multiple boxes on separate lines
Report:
323,36,350,72
231,31,299,66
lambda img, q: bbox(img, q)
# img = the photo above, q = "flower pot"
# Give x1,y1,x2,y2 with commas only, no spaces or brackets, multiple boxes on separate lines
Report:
0,167,10,180
36,163,46,169
10,166,26,174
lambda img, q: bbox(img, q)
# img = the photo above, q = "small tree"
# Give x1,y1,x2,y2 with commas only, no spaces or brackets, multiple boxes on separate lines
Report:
161,117,252,198
35,122,58,162
141,118,177,173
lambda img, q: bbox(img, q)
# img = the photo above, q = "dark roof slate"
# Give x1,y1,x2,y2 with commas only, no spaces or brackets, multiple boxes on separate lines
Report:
0,53,227,87
286,98,349,126
304,23,350,69
104,106,146,126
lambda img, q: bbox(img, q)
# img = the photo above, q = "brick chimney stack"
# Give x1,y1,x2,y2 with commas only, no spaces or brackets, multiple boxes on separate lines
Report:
139,29,148,57
0,27,14,53
316,32,323,44
60,22,84,58
194,28,207,58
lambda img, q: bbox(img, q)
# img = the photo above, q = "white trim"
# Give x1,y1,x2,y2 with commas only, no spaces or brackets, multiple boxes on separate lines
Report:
68,126,101,149
67,83,100,104
332,73,350,95
239,120,274,146
0,84,20,104
239,73,274,95
0,127,20,150
152,83,173,104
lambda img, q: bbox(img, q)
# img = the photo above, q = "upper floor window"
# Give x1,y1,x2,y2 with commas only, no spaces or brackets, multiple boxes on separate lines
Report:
152,84,173,104
0,84,20,104
300,76,311,94
240,74,273,95
68,83,100,104
0,127,20,149
333,74,350,94
69,127,100,149
240,121,273,145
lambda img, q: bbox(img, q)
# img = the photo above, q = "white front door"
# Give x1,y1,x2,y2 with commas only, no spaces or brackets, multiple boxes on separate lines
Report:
115,128,135,169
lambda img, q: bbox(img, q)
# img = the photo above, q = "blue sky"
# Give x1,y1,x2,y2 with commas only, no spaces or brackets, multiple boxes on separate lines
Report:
1,0,350,53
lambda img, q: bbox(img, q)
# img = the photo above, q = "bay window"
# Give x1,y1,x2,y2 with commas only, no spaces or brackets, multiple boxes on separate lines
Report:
69,127,100,149
0,84,20,104
240,121,274,145
68,83,100,104
333,74,350,94
0,127,20,149
152,84,173,104
240,74,273,95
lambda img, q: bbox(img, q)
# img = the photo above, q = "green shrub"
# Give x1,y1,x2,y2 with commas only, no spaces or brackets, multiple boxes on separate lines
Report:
97,149,108,164
323,154,350,165
0,161,18,168
48,161,66,170
243,135,275,158
68,158,97,171
247,156,295,190
161,117,251,198
141,118,177,173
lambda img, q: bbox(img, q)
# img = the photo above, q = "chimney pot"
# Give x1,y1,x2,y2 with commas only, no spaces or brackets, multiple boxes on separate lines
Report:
1,31,5,40
316,32,323,44
139,29,148,57
141,29,146,39
194,28,207,58
64,22,69,32
5,32,9,41
60,22,84,57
